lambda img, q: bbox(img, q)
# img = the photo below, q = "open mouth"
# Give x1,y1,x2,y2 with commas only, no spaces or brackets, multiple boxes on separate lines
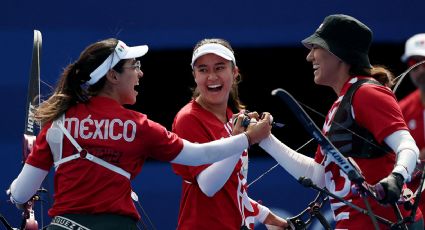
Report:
134,83,141,93
312,64,319,75
207,84,223,92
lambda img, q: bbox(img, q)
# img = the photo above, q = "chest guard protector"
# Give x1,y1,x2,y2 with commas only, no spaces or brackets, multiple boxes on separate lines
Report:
326,79,392,158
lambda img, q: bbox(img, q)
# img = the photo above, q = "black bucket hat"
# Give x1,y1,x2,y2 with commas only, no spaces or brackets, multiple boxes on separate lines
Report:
302,14,373,69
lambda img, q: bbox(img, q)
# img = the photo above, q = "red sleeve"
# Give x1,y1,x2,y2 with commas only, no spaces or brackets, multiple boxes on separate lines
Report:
352,84,408,143
142,119,183,162
26,124,54,171
171,112,212,181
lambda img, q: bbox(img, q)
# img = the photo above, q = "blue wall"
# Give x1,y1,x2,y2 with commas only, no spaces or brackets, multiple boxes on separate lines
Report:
1,0,424,229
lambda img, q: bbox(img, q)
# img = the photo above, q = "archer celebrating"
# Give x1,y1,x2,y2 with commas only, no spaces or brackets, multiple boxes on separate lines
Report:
260,14,423,229
171,38,288,229
7,38,272,230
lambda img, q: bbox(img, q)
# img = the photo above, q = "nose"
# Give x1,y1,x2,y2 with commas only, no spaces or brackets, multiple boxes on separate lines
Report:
137,69,144,78
306,49,314,62
207,72,218,80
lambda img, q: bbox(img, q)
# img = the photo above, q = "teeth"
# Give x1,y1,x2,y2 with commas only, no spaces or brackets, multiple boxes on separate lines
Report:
313,64,319,70
208,84,221,89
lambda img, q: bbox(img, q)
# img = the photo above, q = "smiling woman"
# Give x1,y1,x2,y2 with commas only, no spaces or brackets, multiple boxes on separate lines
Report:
7,38,273,230
171,38,288,230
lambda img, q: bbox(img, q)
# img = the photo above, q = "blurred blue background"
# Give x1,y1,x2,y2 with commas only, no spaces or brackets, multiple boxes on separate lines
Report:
1,0,425,229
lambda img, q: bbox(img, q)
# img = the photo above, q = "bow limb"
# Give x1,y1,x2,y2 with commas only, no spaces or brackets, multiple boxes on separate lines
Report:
392,60,425,94
23,30,42,161
20,30,43,230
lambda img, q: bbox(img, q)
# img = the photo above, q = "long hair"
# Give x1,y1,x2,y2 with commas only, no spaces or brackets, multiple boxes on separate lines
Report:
35,38,126,125
191,38,245,113
350,65,395,88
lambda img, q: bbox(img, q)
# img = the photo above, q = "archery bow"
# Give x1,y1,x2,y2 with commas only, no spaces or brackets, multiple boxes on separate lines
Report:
248,62,425,228
272,88,418,230
2,29,45,230
286,187,331,230
249,61,425,188
20,29,44,230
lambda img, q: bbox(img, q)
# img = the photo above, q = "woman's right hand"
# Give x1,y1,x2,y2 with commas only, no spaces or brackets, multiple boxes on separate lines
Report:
244,112,272,145
232,111,260,135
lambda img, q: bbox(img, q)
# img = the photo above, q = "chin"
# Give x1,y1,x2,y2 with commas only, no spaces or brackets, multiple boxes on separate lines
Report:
124,98,137,105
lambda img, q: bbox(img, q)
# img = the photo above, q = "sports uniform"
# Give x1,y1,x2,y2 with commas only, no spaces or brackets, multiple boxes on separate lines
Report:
9,38,272,230
260,14,423,230
316,76,421,229
27,96,183,220
172,100,262,230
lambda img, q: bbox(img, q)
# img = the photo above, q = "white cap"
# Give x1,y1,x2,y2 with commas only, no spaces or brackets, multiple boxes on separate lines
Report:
191,43,236,69
88,40,148,85
401,33,425,62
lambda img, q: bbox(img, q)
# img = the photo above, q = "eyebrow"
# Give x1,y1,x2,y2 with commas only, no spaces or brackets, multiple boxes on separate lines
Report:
196,62,227,68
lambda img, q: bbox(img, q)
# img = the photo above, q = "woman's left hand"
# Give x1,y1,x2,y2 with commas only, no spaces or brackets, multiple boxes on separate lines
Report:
263,212,290,230
231,111,260,135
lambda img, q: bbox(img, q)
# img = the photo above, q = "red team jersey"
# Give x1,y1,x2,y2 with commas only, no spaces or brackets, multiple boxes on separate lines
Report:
400,89,425,215
26,96,184,220
315,77,421,229
171,100,260,230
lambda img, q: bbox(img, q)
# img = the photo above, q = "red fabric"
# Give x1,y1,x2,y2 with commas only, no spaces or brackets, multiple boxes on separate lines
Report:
171,100,259,230
400,89,425,215
314,77,422,229
26,96,183,220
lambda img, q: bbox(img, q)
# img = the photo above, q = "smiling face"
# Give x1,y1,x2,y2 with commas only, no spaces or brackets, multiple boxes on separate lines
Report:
192,53,238,110
114,59,143,105
306,45,350,94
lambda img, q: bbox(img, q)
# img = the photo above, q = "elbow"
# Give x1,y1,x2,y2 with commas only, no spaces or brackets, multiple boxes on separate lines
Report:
198,179,219,197
199,185,217,197
9,179,27,205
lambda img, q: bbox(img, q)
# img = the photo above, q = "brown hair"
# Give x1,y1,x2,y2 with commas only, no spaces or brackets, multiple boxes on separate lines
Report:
35,38,127,125
191,38,245,113
350,65,395,88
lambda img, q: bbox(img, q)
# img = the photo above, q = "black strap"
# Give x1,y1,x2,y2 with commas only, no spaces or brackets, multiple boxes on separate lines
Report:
327,78,392,158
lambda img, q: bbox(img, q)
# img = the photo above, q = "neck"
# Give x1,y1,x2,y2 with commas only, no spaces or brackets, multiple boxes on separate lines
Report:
333,74,351,95
330,62,351,95
98,87,121,104
195,97,228,123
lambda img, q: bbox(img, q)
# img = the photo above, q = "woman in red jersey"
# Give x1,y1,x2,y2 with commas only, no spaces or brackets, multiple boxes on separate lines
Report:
259,14,424,229
171,38,288,230
8,38,272,230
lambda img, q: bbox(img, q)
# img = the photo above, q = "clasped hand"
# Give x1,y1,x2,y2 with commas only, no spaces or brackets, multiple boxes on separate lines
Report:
232,111,273,145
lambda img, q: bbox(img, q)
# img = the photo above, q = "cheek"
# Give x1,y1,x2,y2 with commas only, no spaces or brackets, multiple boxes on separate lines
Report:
194,74,206,85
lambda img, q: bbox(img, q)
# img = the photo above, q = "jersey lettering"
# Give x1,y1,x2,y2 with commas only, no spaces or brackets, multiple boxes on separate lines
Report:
65,116,136,142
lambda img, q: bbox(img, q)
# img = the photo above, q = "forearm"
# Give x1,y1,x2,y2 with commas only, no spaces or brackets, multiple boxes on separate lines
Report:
249,198,288,228
263,211,289,229
197,154,241,197
10,163,48,204
250,198,270,224
260,134,325,187
171,134,248,166
384,130,419,182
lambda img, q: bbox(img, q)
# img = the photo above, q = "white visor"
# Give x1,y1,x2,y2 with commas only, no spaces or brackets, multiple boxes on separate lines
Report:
401,34,425,62
191,43,236,69
88,40,149,85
